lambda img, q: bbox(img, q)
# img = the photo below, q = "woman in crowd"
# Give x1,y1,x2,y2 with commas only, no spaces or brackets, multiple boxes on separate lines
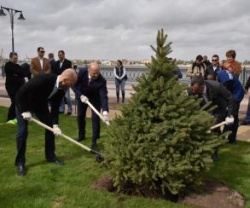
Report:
221,50,242,78
114,60,127,103
186,55,206,78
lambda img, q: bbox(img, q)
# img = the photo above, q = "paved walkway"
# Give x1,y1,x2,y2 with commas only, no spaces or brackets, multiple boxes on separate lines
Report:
1,78,250,142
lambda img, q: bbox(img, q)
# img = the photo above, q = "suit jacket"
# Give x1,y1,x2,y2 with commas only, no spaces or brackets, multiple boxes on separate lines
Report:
187,80,235,117
5,61,26,96
55,58,72,75
74,68,109,111
204,65,220,80
30,57,51,75
15,73,65,124
50,59,57,74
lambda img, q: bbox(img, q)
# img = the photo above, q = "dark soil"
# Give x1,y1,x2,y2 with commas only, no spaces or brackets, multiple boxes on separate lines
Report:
91,176,245,208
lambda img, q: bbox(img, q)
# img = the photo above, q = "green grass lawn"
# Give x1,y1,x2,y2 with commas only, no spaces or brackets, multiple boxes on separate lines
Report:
0,106,250,208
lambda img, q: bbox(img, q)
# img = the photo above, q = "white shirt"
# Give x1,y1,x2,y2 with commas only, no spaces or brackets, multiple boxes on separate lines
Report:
38,57,43,69
60,59,64,68
202,85,209,103
48,76,61,99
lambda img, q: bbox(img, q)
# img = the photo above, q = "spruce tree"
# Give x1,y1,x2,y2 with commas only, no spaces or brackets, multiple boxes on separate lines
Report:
104,29,226,196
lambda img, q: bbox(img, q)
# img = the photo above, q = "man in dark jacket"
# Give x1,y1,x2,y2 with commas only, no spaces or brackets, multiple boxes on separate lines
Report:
5,52,29,124
187,76,235,125
204,54,221,80
74,62,109,150
55,50,73,115
48,53,57,74
187,76,235,160
15,68,77,176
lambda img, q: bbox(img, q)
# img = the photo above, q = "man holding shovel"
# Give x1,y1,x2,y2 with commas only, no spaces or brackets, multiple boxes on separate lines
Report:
15,68,77,176
187,76,235,161
74,62,109,150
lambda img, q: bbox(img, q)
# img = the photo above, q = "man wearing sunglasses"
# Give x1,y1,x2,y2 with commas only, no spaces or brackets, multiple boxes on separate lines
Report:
204,54,221,80
30,47,51,76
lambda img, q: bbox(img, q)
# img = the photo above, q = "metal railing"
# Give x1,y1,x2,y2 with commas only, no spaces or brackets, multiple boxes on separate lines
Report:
2,64,250,86
96,66,250,86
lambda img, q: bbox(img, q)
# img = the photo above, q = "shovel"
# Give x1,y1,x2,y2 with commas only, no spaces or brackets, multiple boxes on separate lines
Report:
31,117,104,163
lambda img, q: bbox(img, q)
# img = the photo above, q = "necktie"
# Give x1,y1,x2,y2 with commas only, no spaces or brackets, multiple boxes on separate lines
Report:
48,86,58,99
88,79,92,86
202,93,209,104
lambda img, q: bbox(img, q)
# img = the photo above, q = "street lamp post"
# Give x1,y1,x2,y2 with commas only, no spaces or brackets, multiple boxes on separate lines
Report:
0,5,25,52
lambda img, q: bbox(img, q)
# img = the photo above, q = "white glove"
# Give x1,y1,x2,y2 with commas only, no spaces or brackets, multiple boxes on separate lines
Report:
225,116,234,125
80,95,88,103
103,111,110,125
21,112,32,121
24,77,29,83
53,124,62,136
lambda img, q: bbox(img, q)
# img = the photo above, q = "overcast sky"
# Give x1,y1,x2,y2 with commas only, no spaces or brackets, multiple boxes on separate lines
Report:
0,0,250,62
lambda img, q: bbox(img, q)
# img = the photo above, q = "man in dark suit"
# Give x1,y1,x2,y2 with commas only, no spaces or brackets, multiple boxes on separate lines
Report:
48,52,57,74
187,76,235,160
74,62,109,150
15,68,77,176
30,47,51,76
187,76,235,126
5,52,28,124
55,50,73,115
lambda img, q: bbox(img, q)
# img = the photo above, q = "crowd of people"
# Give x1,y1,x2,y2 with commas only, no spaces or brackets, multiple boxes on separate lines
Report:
3,46,129,176
186,50,249,160
2,47,250,175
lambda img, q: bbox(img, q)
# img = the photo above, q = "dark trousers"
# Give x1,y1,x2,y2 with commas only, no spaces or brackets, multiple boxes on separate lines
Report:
244,96,250,123
212,113,226,161
213,113,226,134
15,108,56,165
77,100,100,143
223,101,240,143
6,87,17,121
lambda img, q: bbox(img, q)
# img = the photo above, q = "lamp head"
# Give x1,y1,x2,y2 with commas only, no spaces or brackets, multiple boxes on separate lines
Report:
18,13,25,20
0,7,7,16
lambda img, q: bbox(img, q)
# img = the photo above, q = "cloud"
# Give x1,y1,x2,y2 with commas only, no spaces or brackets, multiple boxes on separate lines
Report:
0,0,250,62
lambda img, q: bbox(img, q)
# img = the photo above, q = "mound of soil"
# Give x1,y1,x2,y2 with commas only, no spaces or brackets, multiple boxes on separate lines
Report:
91,176,245,208
180,180,245,208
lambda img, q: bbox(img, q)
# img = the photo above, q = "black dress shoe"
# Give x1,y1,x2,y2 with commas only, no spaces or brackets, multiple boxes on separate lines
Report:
76,138,85,142
17,164,27,176
47,158,64,165
91,142,98,151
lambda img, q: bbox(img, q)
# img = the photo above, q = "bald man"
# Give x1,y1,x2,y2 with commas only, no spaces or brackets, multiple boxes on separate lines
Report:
15,68,77,176
74,62,109,150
